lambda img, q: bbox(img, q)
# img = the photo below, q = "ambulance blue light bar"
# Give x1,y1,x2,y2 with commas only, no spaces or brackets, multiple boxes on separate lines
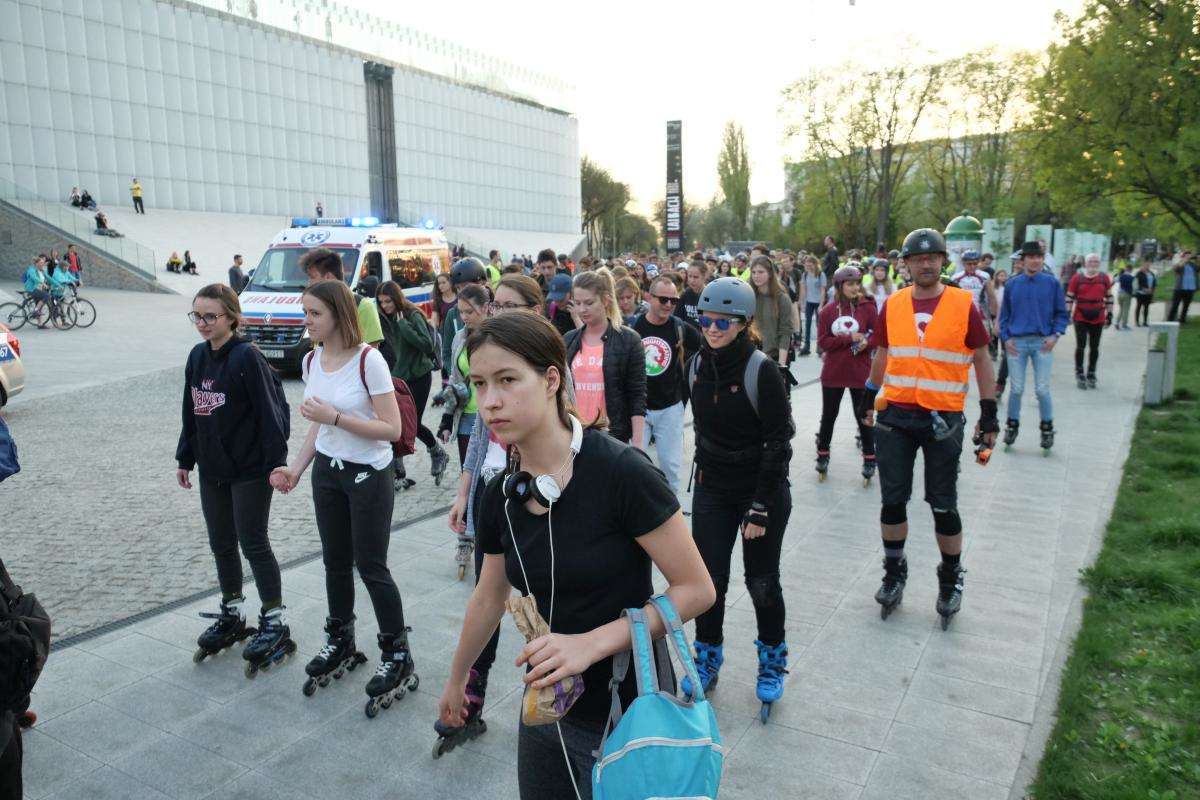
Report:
290,216,380,228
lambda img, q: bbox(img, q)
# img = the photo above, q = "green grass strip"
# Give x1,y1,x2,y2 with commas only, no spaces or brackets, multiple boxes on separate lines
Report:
1031,291,1200,799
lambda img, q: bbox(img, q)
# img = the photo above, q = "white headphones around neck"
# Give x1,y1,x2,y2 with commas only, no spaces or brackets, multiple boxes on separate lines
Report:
501,415,583,507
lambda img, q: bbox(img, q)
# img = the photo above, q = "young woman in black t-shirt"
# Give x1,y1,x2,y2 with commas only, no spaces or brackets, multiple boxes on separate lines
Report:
437,312,714,800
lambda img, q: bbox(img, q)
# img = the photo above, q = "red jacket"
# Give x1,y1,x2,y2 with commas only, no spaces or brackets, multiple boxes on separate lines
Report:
818,298,877,388
1067,272,1112,324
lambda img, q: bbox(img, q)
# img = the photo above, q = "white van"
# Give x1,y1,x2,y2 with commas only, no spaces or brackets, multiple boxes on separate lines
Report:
239,217,450,371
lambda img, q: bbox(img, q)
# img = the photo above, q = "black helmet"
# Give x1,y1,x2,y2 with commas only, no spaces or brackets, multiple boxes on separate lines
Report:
887,249,900,259
450,256,486,286
697,276,756,321
900,228,947,258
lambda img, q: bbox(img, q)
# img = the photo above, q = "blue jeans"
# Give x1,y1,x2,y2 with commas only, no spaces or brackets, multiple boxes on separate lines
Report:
641,401,685,494
1006,336,1054,422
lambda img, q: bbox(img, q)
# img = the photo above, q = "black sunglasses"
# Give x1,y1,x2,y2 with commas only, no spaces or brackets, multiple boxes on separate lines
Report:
653,295,679,305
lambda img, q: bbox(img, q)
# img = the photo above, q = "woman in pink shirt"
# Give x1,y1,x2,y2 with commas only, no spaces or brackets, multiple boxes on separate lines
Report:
563,270,646,446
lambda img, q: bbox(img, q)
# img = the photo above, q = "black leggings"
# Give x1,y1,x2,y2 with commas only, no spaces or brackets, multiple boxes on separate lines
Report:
691,481,791,646
803,302,820,348
817,386,875,455
1135,295,1152,325
471,479,501,682
517,715,603,800
0,720,21,800
198,474,282,605
1073,321,1103,377
406,371,438,449
311,455,406,634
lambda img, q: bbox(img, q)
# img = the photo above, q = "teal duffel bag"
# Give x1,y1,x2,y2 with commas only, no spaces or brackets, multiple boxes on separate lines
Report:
592,593,723,800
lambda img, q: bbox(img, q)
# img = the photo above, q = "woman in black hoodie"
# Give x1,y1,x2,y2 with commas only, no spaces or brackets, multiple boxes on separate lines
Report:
176,284,294,673
685,277,795,723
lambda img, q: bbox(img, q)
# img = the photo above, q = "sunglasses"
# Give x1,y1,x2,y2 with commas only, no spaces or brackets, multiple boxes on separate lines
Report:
698,316,738,331
653,295,679,305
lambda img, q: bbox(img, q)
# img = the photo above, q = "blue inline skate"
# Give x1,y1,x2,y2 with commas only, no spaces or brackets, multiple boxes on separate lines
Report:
755,640,789,723
681,640,723,700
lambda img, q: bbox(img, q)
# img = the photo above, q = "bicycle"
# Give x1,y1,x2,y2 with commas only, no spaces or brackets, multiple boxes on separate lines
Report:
0,291,75,330
61,284,96,329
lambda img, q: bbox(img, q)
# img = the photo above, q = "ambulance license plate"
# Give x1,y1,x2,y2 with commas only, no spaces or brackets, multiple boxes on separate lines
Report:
259,349,285,359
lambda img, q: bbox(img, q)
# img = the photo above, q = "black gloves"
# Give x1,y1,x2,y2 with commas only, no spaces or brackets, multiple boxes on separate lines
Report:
978,398,1000,435
744,502,770,529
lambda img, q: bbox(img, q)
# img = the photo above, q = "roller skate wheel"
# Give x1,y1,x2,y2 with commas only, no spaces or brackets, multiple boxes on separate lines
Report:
333,667,345,679
817,473,826,483
318,675,331,687
760,704,771,724
348,653,365,671
365,699,380,718
407,674,420,691
457,564,466,581
381,695,395,710
940,615,950,631
863,477,871,488
433,740,446,759
1004,444,1012,452
193,649,207,664
244,662,257,679
880,604,889,620
302,678,317,697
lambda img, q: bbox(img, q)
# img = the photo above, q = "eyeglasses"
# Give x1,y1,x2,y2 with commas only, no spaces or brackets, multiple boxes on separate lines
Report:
490,302,534,312
698,316,737,331
187,312,226,325
653,295,679,305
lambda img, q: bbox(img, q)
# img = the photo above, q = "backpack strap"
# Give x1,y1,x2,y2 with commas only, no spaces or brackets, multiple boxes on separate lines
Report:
358,345,371,392
687,352,700,398
650,594,707,702
303,348,316,381
599,606,668,757
742,348,768,417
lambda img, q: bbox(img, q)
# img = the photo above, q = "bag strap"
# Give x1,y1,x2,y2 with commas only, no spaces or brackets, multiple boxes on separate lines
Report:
303,348,315,380
599,606,671,757
742,348,767,418
358,346,370,392
650,594,707,703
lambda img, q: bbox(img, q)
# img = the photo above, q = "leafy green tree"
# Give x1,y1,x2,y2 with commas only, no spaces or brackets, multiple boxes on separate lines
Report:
580,156,631,255
717,122,752,239
1034,0,1200,239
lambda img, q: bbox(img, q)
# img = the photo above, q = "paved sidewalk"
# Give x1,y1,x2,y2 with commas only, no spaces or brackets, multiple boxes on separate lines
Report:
19,324,1147,799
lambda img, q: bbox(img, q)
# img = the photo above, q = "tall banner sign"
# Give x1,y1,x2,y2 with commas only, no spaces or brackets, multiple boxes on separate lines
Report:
665,120,684,253
982,218,1015,260
1025,224,1053,249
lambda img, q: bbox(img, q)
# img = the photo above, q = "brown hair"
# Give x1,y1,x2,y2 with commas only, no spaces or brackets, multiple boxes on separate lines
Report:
750,255,784,298
615,276,641,301
194,283,244,330
377,280,421,318
466,311,596,431
649,274,677,294
496,274,545,313
610,265,630,280
303,279,362,348
299,248,344,280
457,283,491,310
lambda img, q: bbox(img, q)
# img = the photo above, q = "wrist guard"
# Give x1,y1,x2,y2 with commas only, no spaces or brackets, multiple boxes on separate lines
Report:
744,502,770,528
978,399,1000,434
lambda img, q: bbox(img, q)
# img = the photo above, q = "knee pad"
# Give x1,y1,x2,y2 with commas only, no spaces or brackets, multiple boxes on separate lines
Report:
931,507,962,535
746,574,783,609
880,503,907,525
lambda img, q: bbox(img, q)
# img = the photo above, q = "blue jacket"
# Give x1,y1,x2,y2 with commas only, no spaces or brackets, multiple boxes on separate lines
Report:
1000,271,1068,341
22,266,47,293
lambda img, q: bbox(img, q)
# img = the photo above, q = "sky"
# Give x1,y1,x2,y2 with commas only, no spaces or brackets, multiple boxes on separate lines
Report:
353,0,1087,216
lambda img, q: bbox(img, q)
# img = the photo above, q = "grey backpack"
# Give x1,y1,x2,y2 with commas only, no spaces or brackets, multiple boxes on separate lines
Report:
686,348,769,417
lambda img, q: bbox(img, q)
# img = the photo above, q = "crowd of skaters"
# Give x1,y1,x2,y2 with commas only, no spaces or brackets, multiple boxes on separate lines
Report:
2,225,1189,799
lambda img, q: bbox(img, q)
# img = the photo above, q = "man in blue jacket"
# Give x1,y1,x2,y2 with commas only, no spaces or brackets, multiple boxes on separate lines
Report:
999,241,1069,451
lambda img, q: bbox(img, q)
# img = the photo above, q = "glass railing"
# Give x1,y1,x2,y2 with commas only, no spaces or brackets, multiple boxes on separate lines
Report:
0,177,158,280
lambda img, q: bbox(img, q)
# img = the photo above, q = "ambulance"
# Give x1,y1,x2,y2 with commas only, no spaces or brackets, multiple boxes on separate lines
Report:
239,217,450,371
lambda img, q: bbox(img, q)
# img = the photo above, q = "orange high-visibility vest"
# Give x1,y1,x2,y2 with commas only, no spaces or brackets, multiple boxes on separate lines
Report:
882,286,975,412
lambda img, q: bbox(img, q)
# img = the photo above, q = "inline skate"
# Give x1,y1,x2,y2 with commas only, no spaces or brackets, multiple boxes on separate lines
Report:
861,456,876,487
815,452,830,482
302,617,367,697
433,667,488,758
243,606,296,678
193,597,255,663
1039,420,1055,455
681,641,723,700
875,556,907,620
455,536,473,581
1003,419,1019,451
755,640,789,724
936,563,967,630
429,443,450,487
365,629,419,718
393,459,416,492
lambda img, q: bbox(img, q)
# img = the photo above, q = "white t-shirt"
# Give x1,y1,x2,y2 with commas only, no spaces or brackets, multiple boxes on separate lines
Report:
303,345,395,470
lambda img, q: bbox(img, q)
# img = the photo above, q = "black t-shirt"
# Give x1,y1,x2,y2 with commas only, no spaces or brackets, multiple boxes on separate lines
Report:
633,314,703,410
477,430,680,724
675,288,701,328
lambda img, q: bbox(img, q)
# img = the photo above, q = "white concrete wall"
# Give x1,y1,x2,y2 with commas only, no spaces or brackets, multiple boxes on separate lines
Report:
0,0,581,235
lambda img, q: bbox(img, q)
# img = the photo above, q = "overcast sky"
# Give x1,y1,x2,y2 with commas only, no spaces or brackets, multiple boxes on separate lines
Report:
353,0,1086,215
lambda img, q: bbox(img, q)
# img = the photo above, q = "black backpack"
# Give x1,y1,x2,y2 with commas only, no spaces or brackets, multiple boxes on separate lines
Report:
0,559,51,712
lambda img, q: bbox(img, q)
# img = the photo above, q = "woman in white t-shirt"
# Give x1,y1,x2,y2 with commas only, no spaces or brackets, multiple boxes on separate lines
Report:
270,279,414,715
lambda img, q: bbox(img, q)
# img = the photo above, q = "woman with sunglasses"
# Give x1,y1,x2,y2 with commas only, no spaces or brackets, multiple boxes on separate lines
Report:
176,284,295,671
686,277,795,722
815,266,878,484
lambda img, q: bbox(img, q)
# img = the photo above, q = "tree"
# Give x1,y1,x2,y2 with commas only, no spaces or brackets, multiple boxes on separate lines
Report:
717,122,752,239
580,156,631,255
1034,0,1200,239
651,198,702,250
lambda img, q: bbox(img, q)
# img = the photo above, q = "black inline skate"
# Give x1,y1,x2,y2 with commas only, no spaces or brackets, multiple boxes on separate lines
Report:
1086,374,1097,390
861,456,876,487
1076,372,1088,390
302,617,367,697
1039,420,1055,455
429,443,450,487
365,629,419,718
242,606,296,679
875,556,907,620
393,459,416,492
193,597,255,663
433,667,488,758
1003,419,1019,451
815,452,830,482
936,563,966,630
